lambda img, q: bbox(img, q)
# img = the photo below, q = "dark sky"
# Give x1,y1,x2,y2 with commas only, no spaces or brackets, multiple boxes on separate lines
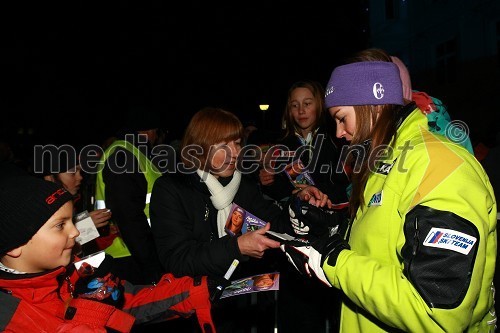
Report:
2,1,367,148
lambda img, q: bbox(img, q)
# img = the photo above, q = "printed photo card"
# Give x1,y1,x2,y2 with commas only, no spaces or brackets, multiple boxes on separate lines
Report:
225,203,267,236
284,159,315,187
221,272,280,299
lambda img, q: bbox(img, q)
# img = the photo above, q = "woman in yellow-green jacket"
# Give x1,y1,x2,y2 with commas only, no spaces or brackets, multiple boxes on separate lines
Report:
284,59,496,332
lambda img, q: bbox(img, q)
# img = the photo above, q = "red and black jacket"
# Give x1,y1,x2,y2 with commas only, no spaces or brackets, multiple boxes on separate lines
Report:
0,255,215,332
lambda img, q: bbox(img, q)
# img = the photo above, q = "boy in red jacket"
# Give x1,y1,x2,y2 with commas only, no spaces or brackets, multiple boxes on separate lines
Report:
0,175,216,332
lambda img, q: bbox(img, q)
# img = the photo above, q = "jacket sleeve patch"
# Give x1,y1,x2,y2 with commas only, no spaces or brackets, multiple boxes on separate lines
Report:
401,205,479,309
423,227,477,255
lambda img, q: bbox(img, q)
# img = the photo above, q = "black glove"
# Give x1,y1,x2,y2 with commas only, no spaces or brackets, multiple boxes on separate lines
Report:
280,233,350,287
319,233,351,267
289,196,345,238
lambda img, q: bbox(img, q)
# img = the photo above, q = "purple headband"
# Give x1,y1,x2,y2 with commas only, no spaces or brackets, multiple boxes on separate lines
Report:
325,61,404,108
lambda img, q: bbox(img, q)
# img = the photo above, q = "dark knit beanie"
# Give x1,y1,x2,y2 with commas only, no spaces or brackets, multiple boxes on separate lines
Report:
0,176,74,254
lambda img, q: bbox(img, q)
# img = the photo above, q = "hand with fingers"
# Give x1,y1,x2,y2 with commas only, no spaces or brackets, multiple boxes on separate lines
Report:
237,223,281,259
289,195,346,239
280,233,350,287
90,209,112,229
293,185,332,208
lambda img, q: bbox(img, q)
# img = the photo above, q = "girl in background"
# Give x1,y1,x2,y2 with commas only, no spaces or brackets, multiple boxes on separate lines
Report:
259,80,350,208
258,81,349,333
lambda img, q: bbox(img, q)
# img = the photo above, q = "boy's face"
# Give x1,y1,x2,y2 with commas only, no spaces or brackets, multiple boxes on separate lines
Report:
18,201,80,272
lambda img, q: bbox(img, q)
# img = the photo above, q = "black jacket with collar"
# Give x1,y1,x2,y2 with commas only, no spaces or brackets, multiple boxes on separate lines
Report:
261,126,350,204
150,171,292,279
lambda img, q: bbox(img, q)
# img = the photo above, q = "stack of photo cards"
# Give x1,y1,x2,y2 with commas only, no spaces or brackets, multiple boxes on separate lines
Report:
225,203,301,244
284,159,315,187
265,230,297,242
224,203,267,236
269,148,314,187
221,272,280,299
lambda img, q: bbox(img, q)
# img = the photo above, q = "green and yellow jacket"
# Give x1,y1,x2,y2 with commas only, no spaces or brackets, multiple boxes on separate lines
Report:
324,104,497,332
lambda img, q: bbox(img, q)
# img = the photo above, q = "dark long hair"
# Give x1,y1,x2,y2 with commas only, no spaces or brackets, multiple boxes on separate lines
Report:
346,104,400,218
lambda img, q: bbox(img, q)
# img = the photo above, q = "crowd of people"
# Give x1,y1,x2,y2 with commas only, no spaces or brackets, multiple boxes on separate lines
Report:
0,47,497,333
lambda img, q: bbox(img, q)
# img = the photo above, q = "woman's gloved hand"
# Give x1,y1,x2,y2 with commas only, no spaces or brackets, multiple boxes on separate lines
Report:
289,196,345,239
280,233,350,287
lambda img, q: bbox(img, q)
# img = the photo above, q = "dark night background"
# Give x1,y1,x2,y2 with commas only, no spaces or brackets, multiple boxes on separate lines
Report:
1,1,368,154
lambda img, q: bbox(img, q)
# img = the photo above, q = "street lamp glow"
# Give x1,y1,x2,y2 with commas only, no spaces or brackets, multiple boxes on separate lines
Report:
259,104,270,111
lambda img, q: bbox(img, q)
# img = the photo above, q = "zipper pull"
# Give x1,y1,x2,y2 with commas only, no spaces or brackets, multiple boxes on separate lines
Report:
412,217,419,255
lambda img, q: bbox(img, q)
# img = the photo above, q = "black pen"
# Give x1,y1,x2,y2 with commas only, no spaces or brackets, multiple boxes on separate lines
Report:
211,259,239,302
